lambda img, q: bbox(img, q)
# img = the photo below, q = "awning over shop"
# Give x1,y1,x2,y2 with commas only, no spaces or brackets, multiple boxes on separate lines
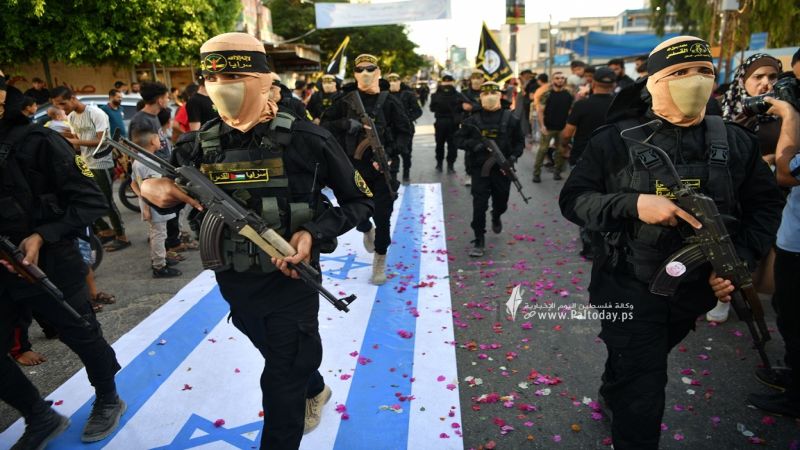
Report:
265,43,322,74
561,31,679,59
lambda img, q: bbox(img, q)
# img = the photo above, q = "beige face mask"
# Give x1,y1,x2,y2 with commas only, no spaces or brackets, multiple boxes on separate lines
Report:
668,75,714,116
647,59,716,127
480,92,501,111
355,67,381,94
389,80,401,92
321,81,337,94
206,74,278,132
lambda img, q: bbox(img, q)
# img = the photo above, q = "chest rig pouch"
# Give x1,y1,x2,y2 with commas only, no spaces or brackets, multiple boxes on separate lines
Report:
196,113,316,274
609,116,736,284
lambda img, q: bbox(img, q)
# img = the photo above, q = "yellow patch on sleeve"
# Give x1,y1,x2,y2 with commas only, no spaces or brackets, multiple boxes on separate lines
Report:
354,170,373,198
75,156,94,178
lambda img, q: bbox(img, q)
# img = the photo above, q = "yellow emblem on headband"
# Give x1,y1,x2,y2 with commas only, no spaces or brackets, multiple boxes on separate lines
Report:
202,53,228,73
354,54,379,66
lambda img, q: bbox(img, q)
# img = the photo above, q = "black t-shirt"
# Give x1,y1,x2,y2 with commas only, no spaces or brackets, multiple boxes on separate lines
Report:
541,89,573,130
186,93,217,126
566,93,614,164
24,88,51,105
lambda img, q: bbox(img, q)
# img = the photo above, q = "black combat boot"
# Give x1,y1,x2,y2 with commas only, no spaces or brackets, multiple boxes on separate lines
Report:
435,161,443,172
747,392,800,419
81,393,126,442
11,400,70,450
491,216,502,234
532,174,541,183
755,366,793,392
402,169,410,183
469,235,485,257
447,163,455,174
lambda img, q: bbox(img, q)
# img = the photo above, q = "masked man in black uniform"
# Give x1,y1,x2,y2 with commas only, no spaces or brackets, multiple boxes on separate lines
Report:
455,81,524,257
458,70,487,185
559,36,785,449
140,33,373,450
0,77,125,449
429,74,465,173
320,54,412,285
387,73,422,183
307,74,340,124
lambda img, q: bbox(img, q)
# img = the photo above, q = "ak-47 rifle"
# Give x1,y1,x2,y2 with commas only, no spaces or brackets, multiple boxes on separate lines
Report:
466,124,530,204
0,236,90,327
93,130,356,313
621,120,772,369
340,91,397,200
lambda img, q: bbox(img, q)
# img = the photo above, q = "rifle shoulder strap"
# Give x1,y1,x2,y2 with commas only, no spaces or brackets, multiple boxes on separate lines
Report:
372,92,389,120
704,115,735,215
499,110,511,136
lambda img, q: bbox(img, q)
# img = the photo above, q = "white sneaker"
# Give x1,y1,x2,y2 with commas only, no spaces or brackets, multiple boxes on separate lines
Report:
464,178,472,187
363,228,375,253
706,301,731,323
304,385,332,434
371,253,387,285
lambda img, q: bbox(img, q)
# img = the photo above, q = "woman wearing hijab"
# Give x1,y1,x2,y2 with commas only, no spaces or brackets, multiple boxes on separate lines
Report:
707,55,793,320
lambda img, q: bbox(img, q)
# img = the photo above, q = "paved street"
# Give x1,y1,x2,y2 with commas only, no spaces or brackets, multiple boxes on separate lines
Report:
2,107,798,449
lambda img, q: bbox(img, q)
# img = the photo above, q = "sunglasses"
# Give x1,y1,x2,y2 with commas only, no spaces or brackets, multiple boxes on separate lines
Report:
354,65,378,73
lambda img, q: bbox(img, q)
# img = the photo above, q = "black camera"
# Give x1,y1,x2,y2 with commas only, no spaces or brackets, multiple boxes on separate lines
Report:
743,74,800,116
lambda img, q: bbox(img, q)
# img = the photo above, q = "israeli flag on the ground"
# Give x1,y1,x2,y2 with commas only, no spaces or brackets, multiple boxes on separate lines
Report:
0,184,463,450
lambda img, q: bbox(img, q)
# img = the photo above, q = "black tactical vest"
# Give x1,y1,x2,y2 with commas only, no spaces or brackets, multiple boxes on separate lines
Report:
606,116,737,283
195,113,316,274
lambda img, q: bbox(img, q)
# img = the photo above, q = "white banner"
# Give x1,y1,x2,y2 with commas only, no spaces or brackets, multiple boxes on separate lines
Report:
315,0,451,29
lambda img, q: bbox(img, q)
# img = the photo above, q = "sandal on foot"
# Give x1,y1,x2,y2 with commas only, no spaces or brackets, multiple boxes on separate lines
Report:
91,302,104,313
92,292,116,304
104,239,131,252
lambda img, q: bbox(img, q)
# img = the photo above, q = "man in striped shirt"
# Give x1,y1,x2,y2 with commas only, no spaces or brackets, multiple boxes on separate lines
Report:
51,87,130,251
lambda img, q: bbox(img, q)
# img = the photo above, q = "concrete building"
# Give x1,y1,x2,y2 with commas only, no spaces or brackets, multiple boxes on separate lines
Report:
495,4,681,74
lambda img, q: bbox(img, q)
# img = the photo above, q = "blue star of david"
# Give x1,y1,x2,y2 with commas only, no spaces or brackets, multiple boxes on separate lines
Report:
151,414,262,449
319,253,370,280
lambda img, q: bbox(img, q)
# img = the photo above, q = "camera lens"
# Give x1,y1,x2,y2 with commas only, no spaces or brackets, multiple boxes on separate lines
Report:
743,94,772,117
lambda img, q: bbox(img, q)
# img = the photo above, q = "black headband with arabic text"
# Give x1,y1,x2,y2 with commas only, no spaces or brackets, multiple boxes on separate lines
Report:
648,40,713,75
200,50,270,75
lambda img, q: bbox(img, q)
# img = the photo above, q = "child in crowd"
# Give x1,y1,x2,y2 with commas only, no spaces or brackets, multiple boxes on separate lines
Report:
129,128,182,278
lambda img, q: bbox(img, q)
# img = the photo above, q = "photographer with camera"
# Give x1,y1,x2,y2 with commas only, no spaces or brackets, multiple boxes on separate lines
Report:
707,54,799,322
746,85,800,418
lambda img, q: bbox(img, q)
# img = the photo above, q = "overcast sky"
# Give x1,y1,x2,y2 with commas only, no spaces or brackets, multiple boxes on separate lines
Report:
399,0,646,62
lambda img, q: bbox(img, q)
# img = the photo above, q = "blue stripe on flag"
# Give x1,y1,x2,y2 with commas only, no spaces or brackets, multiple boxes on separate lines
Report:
51,287,230,449
333,184,424,449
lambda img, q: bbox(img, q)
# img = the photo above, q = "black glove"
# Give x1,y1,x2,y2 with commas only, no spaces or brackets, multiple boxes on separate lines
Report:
509,156,518,165
347,118,362,134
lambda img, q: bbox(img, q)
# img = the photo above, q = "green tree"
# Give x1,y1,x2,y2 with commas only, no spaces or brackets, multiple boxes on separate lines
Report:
0,0,240,83
267,0,425,77
650,0,800,48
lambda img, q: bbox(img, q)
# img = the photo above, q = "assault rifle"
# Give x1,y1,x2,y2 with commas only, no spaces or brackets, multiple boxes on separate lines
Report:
340,91,397,200
466,124,530,204
0,236,90,327
621,120,771,369
93,130,356,313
